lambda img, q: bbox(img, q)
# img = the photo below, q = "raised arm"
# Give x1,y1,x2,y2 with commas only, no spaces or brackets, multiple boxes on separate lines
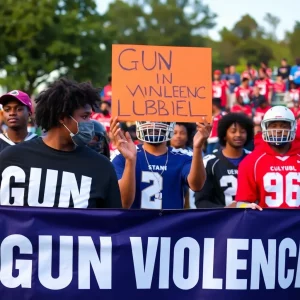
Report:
110,118,137,208
187,118,211,191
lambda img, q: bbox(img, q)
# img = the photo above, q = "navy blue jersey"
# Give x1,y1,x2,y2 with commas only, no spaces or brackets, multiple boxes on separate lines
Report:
0,133,38,153
195,149,250,208
111,145,193,209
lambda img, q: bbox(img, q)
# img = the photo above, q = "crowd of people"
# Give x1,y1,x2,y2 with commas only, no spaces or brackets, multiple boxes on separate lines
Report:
0,56,299,210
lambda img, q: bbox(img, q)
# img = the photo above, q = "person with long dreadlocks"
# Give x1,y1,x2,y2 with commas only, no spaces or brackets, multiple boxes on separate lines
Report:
0,78,121,209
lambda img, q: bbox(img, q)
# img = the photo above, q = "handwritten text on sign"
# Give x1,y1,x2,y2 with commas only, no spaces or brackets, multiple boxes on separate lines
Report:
112,45,212,122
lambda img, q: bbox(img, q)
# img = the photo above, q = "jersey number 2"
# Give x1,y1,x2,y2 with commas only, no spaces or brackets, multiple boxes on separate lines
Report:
220,175,237,206
141,172,163,209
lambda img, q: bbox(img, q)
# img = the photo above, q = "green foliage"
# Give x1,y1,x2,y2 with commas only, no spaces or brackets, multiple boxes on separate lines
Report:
0,0,298,93
289,22,300,60
0,0,106,95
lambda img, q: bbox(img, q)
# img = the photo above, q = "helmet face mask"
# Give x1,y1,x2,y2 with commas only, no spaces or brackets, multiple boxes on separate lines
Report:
261,106,296,145
136,121,175,144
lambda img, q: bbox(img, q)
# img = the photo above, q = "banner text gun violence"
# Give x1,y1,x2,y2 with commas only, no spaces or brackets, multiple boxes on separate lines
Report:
117,48,207,118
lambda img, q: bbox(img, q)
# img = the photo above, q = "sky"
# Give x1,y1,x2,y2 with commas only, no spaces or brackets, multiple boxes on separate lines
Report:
97,0,298,41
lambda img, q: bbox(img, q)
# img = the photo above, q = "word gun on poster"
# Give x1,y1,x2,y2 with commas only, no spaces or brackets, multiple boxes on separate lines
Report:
112,44,212,122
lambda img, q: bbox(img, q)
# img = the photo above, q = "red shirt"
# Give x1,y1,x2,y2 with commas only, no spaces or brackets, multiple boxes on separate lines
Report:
212,80,228,107
242,68,258,79
266,68,273,78
234,86,252,100
231,104,252,118
273,82,286,93
208,112,225,144
102,84,112,102
290,107,300,118
253,106,271,124
91,113,111,132
289,89,300,101
255,79,273,101
236,140,300,208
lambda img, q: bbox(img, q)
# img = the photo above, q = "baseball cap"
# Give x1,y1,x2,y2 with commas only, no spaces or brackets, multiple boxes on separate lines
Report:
214,70,222,75
0,90,33,112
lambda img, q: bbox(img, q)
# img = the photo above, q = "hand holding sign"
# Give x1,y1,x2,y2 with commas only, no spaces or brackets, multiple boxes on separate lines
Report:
110,117,137,161
193,117,212,149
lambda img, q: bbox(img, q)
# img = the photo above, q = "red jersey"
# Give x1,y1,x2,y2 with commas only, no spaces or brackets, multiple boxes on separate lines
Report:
255,79,273,101
242,68,258,79
266,68,273,78
208,112,225,144
253,106,271,124
234,86,252,100
290,106,300,118
273,82,286,93
289,89,300,101
91,113,111,132
236,139,300,208
212,80,228,107
231,104,252,118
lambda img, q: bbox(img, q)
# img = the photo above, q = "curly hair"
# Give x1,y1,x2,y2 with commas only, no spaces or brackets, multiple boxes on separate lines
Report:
35,78,101,131
218,113,254,147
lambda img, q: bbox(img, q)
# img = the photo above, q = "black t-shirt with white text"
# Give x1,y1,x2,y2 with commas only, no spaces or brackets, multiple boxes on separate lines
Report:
0,137,121,208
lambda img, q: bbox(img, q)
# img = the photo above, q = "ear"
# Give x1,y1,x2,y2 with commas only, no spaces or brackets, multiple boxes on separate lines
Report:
59,114,69,125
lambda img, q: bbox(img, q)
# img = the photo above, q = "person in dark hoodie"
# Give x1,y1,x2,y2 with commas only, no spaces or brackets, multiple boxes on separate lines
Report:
235,106,300,210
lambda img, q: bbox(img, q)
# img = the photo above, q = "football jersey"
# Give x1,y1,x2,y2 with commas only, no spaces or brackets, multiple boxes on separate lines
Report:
212,80,228,107
111,145,193,209
253,106,272,124
255,79,273,101
195,150,250,208
208,112,226,144
91,113,111,132
236,141,300,208
234,86,252,100
0,133,38,153
230,104,252,118
289,89,300,101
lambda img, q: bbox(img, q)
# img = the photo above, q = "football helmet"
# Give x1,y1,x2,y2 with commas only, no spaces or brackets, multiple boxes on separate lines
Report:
261,106,296,144
87,120,110,158
136,121,175,143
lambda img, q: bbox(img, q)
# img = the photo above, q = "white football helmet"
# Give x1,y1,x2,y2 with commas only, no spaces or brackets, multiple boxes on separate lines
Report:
136,121,175,143
261,106,296,144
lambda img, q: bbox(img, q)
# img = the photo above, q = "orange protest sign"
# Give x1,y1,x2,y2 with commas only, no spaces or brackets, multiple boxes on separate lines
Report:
112,44,212,122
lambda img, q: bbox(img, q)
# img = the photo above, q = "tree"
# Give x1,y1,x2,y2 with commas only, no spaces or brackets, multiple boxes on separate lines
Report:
264,13,280,41
289,21,300,59
232,15,260,40
104,0,216,47
0,0,106,95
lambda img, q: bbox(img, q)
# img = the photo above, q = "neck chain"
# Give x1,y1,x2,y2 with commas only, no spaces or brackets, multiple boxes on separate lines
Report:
143,146,169,176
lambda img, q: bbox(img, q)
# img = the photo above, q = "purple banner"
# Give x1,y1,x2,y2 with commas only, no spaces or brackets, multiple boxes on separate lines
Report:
0,207,299,299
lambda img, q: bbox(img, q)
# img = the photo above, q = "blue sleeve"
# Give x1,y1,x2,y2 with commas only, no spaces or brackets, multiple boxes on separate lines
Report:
100,90,104,97
235,74,241,86
181,155,193,185
290,66,296,76
111,152,125,180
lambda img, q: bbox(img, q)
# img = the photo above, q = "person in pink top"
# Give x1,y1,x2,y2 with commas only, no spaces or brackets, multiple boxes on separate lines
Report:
273,75,286,93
